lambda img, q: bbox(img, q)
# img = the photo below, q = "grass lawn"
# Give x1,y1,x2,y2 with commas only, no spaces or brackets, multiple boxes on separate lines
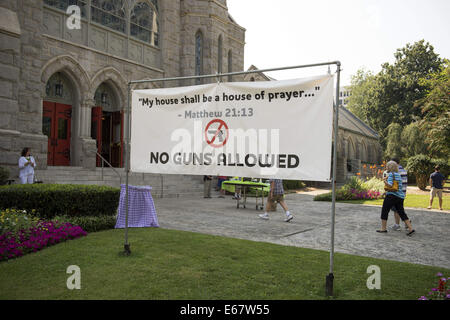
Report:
0,227,448,300
340,194,450,211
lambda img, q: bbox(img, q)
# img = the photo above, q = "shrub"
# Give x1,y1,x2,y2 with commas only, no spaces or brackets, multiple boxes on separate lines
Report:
433,159,450,178
406,155,434,190
313,192,332,201
0,208,40,235
0,184,120,219
406,155,449,190
313,189,353,201
0,167,9,185
363,177,385,193
283,180,305,190
54,215,117,233
344,176,367,192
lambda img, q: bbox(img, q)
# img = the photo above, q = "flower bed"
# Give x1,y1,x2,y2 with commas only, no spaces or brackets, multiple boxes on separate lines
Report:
0,220,87,261
314,177,383,202
0,208,40,235
418,272,450,300
349,188,382,200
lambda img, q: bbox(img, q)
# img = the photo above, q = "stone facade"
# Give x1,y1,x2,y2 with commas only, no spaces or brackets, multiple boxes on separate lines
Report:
335,106,383,182
0,0,245,178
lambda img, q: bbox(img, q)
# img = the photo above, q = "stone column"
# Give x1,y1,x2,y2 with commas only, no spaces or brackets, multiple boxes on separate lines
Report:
80,98,94,138
78,99,97,169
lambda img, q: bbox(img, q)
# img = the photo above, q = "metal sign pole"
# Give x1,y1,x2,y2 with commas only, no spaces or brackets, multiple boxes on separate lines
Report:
326,62,341,296
123,82,131,255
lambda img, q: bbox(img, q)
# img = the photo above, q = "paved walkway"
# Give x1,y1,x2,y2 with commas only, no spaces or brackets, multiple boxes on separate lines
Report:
152,192,450,269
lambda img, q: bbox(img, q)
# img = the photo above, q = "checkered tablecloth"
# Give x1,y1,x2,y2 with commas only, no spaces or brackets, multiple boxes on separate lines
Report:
115,184,159,228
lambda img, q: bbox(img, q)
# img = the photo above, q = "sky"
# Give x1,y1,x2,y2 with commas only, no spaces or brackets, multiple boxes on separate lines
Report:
226,0,450,86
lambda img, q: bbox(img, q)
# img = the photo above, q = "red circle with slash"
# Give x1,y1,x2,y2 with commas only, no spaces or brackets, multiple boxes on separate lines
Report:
204,119,229,148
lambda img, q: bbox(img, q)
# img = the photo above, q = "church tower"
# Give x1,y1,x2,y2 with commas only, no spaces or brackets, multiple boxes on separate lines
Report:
179,0,245,85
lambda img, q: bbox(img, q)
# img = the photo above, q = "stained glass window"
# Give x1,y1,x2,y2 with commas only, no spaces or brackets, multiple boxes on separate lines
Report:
227,50,233,82
91,0,126,34
131,1,159,46
218,35,223,74
195,31,203,85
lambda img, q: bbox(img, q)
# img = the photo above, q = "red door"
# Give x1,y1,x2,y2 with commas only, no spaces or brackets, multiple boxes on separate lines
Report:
111,111,124,167
91,106,103,167
42,101,72,166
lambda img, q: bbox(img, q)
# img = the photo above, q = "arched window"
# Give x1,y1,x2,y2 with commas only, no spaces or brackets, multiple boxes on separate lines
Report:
94,83,117,112
227,50,232,82
195,31,203,85
131,1,159,46
217,35,223,74
45,72,74,104
91,0,126,34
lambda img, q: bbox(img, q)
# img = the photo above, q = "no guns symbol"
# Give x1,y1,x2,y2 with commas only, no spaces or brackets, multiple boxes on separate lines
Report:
204,119,229,148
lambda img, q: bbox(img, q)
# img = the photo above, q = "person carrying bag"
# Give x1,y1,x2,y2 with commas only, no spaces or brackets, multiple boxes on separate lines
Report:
377,161,415,236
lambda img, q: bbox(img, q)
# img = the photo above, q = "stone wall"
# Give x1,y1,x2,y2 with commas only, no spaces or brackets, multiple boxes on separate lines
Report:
0,0,246,180
179,0,245,86
336,128,382,182
0,3,48,178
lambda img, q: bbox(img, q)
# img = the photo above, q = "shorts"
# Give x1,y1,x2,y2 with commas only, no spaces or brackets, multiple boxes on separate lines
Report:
266,194,284,211
431,188,443,199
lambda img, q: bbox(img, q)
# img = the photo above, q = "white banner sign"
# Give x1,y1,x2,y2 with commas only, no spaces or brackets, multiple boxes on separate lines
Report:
131,75,334,181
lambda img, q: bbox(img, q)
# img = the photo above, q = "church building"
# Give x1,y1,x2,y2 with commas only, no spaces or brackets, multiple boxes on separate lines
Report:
0,0,245,174
0,0,380,186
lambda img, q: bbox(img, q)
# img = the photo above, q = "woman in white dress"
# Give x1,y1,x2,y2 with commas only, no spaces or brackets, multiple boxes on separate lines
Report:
18,147,36,184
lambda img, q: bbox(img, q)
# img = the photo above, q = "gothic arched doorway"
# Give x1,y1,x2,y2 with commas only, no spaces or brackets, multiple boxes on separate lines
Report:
43,72,74,166
91,83,123,168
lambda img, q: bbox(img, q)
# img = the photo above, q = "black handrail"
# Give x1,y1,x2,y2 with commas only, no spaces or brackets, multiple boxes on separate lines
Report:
96,152,122,185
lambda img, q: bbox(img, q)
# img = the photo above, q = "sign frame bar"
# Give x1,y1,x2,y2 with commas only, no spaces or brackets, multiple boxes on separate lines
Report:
123,61,341,296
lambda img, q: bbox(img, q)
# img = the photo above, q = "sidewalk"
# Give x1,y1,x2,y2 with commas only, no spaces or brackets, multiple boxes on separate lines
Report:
152,192,450,269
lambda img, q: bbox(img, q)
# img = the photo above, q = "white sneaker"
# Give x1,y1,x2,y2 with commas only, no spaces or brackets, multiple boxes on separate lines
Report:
258,213,269,220
285,213,293,222
389,224,401,231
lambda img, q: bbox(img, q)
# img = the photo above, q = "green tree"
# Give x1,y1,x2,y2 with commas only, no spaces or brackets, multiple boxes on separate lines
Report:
384,121,429,161
416,61,450,158
346,68,376,120
400,122,428,158
347,40,443,148
380,40,442,126
384,123,403,160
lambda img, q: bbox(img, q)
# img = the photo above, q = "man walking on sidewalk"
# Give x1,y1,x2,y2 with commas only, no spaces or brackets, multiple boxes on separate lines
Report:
428,165,445,210
258,179,294,222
